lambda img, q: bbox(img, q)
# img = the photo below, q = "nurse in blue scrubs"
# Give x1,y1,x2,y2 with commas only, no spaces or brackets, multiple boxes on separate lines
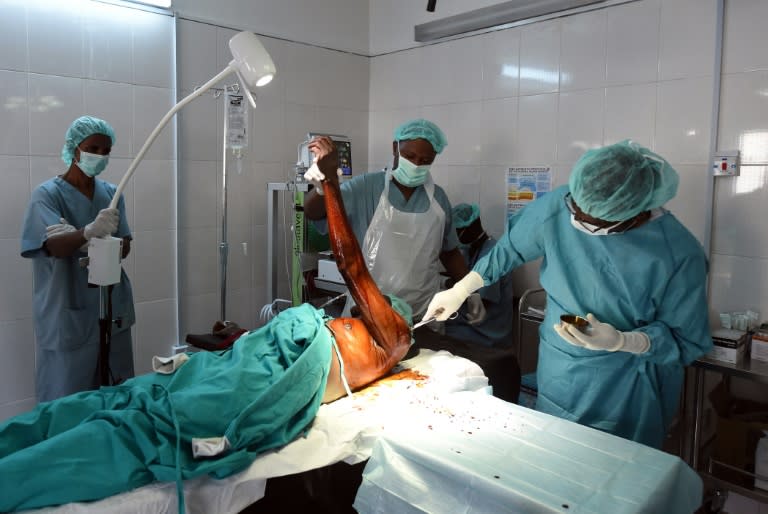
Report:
20,116,135,402
423,140,712,448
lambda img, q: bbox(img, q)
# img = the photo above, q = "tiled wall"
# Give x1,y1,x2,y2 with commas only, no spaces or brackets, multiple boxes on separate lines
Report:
369,0,768,322
0,0,177,420
175,19,369,340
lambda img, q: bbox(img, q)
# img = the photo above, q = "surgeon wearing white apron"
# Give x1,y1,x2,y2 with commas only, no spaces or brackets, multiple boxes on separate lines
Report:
304,119,475,320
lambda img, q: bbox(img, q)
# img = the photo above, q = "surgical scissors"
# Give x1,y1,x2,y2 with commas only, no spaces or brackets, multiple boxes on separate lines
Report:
412,309,458,330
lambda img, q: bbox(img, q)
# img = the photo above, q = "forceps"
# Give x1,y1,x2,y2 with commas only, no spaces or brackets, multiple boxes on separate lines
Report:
412,309,458,330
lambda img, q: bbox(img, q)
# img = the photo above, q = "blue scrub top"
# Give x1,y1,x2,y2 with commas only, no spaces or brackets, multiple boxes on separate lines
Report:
20,177,135,354
444,236,515,346
314,171,460,253
474,185,712,448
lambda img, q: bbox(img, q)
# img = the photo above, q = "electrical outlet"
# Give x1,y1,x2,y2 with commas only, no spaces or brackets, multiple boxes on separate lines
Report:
713,150,740,177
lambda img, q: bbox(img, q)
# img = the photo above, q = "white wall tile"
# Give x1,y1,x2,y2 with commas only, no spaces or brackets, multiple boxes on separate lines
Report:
83,80,134,159
177,20,218,91
605,0,661,86
367,109,418,172
479,166,508,239
251,162,287,227
664,163,710,246
481,27,520,100
83,3,133,84
221,158,253,230
422,102,484,166
0,70,29,155
132,160,175,231
178,160,218,229
420,37,484,106
560,10,607,92
433,164,480,208
29,156,66,192
516,93,558,166
283,103,317,165
249,100,286,164
0,239,32,322
226,287,255,330
0,319,35,404
131,230,176,303
604,83,657,148
252,224,268,289
718,71,768,164
369,49,423,111
134,298,178,375
708,253,768,322
0,2,27,72
0,156,30,240
557,88,605,165
176,90,218,162
133,85,175,160
180,292,218,337
480,97,518,166
28,74,83,158
179,227,218,296
225,223,252,292
659,0,716,80
519,20,561,96
712,166,768,259
723,0,768,74
655,77,712,163
27,2,83,78
131,11,174,88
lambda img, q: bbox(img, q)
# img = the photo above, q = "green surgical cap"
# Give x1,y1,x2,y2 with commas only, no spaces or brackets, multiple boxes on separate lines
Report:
568,140,679,222
452,203,479,229
393,119,447,154
61,116,116,165
387,294,413,328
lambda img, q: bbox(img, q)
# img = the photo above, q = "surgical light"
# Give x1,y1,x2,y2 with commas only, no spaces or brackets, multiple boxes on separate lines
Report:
88,31,275,287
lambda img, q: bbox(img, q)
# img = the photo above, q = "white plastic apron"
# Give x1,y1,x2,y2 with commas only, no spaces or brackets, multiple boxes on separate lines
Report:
343,171,444,319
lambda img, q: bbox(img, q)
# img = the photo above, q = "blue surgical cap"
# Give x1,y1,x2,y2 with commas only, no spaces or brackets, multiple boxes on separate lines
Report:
452,203,480,229
568,140,679,222
61,116,116,165
393,119,447,154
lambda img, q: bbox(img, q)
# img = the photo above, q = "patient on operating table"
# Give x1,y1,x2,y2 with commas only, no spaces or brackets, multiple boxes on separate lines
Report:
0,136,412,512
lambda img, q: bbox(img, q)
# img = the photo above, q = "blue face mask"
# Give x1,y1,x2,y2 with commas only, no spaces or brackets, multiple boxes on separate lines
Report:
76,150,109,177
393,155,430,187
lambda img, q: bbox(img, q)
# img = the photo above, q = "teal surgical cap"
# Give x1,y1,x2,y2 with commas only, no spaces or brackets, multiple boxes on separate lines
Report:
61,116,116,165
568,140,679,222
393,119,447,154
452,203,480,229
387,294,413,328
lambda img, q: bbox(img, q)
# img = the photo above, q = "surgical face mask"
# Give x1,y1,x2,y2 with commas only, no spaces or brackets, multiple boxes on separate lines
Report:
76,150,109,177
393,155,430,187
569,214,624,236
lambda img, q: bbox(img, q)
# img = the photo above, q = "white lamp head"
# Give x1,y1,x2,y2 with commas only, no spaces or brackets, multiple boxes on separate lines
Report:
229,32,276,89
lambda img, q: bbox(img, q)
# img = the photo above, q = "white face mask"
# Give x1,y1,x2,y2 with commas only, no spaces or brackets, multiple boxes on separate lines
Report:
569,214,623,236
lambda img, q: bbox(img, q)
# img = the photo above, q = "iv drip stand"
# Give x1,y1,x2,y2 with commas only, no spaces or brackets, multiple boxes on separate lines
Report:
220,91,230,322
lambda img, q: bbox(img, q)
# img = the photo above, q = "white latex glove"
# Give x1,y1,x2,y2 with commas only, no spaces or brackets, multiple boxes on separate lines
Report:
553,313,650,354
465,293,486,325
83,208,119,240
45,218,77,238
422,271,484,322
303,162,342,196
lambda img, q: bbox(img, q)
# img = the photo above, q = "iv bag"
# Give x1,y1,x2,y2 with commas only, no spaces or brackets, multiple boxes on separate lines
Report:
225,92,248,150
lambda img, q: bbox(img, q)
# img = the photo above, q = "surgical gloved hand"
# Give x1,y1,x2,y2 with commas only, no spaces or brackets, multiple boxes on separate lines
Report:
465,293,486,325
553,313,650,354
45,218,77,239
303,161,342,196
422,271,484,322
83,208,119,240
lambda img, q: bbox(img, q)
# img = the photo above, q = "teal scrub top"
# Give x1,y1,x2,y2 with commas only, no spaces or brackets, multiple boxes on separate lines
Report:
444,236,515,346
20,177,135,398
314,171,460,253
474,185,712,448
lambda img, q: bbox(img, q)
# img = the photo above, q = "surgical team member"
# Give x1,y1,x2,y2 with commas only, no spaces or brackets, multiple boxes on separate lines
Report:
303,119,478,320
444,203,514,346
20,116,135,402
423,140,712,448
